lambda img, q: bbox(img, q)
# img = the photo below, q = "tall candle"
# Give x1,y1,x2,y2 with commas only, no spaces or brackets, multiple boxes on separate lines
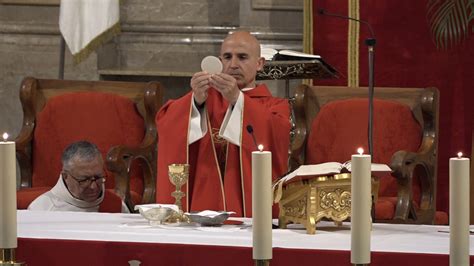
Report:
449,152,469,266
351,148,371,264
252,144,272,260
0,133,17,249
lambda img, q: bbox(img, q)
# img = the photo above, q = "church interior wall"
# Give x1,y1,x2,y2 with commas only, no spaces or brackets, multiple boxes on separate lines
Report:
0,0,303,140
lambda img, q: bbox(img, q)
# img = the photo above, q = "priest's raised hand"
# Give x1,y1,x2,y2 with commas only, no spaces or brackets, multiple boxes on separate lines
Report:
209,73,240,105
190,71,211,106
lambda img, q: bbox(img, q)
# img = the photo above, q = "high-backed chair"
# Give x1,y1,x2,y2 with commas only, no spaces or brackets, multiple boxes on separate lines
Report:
289,84,446,224
15,77,163,211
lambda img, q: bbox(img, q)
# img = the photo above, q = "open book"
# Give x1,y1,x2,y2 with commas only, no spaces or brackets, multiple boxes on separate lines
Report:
276,161,391,186
261,48,321,61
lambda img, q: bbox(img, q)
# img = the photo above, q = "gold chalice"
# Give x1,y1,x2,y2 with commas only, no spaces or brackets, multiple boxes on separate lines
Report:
168,163,189,212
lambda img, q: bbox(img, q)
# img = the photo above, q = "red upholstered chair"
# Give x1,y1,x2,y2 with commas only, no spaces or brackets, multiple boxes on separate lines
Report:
289,84,446,224
15,77,163,212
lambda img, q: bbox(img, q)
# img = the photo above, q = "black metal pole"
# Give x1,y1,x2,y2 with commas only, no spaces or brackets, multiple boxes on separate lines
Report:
58,36,66,80
365,38,376,157
367,38,376,227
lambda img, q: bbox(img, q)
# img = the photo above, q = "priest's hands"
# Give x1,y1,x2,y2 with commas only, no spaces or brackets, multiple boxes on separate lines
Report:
209,73,240,105
191,72,211,106
191,72,240,106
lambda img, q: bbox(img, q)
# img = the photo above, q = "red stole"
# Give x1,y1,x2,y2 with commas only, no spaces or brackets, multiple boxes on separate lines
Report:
156,84,290,217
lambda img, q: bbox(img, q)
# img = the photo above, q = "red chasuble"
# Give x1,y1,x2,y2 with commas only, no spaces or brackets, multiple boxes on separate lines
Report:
156,84,290,217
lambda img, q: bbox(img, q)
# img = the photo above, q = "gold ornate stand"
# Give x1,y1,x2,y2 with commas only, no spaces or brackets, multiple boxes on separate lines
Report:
277,174,379,234
0,249,24,266
254,259,270,266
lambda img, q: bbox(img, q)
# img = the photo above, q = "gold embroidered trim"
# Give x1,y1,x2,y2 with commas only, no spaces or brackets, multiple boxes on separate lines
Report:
211,127,228,145
71,22,121,64
239,98,246,217
347,0,360,87
207,114,227,212
185,98,193,212
302,0,313,86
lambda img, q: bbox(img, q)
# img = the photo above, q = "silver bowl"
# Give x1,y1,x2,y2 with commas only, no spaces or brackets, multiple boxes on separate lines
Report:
185,211,231,226
136,205,177,225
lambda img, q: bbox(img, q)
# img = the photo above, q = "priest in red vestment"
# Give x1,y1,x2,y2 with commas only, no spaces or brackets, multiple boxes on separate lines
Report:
156,31,290,217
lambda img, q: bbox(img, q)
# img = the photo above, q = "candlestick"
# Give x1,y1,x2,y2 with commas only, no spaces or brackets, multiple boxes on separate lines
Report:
252,145,272,264
0,133,17,250
449,152,469,266
351,148,371,264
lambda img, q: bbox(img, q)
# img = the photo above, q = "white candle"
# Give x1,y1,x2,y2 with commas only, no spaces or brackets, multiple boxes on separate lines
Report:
449,152,470,266
252,144,272,260
351,147,371,264
0,132,17,249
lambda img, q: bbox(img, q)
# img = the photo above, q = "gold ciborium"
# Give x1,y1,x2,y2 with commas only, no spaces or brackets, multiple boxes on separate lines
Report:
168,163,189,212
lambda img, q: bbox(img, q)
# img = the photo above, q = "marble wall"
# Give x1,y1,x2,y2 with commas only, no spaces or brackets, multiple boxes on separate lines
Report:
0,4,98,137
0,0,304,138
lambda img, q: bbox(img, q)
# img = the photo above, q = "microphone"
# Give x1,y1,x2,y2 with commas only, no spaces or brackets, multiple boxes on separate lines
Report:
317,8,376,46
246,125,259,151
319,7,377,218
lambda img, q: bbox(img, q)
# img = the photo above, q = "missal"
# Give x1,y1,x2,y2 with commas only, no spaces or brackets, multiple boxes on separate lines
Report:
275,161,392,186
261,47,321,61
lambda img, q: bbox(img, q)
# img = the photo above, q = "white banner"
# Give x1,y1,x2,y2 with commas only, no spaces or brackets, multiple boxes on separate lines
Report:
59,0,120,63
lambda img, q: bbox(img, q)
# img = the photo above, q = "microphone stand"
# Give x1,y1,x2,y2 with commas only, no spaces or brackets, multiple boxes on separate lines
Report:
366,38,376,157
317,10,377,265
317,8,376,156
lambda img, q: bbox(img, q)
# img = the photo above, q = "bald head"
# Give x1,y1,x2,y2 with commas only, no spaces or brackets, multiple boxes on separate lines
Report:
220,31,265,89
221,31,261,57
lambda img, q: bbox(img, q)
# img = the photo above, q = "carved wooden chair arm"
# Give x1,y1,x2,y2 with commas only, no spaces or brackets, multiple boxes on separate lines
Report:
15,77,40,189
390,145,436,223
15,126,34,189
106,142,156,212
288,84,310,171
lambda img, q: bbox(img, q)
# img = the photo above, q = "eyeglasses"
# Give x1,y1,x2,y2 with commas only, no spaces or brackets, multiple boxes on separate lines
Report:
65,172,106,188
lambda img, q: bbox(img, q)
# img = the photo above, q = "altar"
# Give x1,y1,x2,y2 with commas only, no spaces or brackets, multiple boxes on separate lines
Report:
15,210,474,266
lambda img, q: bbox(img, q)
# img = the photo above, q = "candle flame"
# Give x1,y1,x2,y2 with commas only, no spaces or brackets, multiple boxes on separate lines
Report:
357,147,364,155
2,132,8,141
457,152,463,158
258,144,264,152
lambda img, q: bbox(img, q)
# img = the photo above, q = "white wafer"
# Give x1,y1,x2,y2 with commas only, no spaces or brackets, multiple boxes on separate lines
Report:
200,56,223,74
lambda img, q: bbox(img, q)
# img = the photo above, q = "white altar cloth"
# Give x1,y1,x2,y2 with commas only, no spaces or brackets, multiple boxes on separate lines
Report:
17,210,473,255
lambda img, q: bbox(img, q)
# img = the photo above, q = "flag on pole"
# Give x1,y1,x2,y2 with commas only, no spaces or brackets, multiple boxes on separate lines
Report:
59,0,120,63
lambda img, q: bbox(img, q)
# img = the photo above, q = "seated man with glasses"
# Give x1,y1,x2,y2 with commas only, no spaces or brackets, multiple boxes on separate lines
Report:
28,140,129,212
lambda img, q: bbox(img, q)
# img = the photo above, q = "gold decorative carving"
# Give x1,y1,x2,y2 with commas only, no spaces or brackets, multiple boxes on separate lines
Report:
319,189,351,212
277,174,379,234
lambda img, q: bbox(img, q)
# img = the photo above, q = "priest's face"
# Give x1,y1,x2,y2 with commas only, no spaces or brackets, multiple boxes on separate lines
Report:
63,155,105,202
220,32,265,89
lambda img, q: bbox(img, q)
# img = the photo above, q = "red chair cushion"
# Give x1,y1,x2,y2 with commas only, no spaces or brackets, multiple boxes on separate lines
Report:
130,190,143,206
375,196,397,220
17,187,51,209
305,98,422,220
99,189,125,213
28,92,145,205
435,211,448,225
